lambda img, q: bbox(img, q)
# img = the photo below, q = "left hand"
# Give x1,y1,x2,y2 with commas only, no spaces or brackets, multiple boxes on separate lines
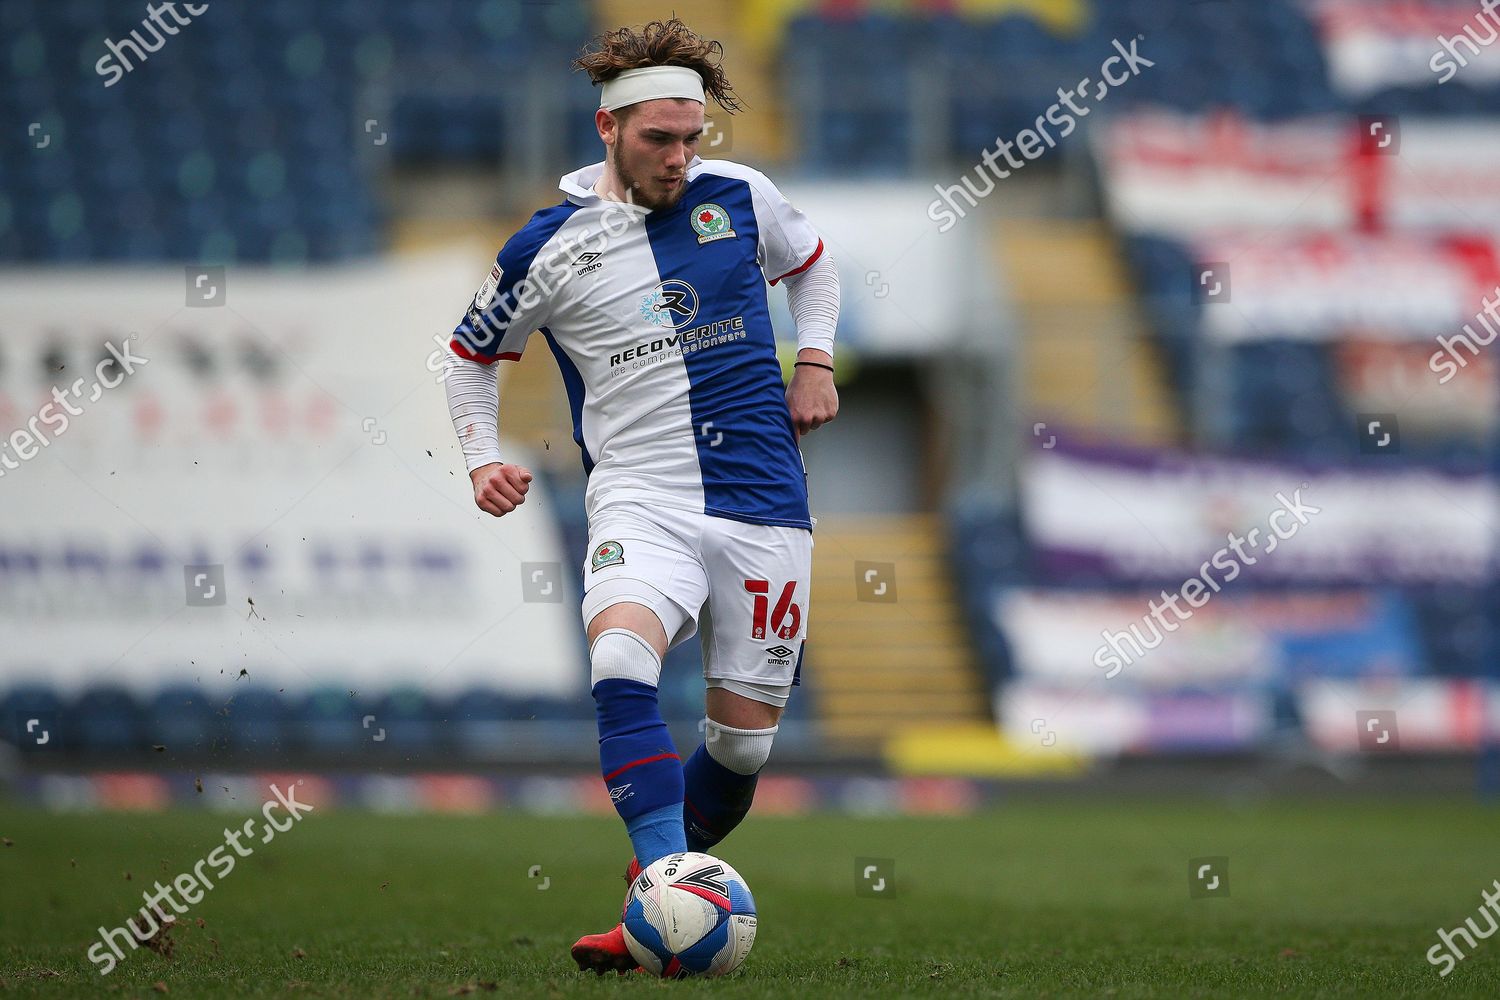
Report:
786,364,838,438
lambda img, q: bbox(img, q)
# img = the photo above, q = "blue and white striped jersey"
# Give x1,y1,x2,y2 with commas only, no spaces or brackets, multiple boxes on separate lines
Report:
450,157,825,531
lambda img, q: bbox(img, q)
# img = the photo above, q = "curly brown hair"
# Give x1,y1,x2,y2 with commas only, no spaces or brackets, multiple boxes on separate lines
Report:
572,17,742,115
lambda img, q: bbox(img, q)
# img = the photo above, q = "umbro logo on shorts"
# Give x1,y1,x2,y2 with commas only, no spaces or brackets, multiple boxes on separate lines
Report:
765,645,795,667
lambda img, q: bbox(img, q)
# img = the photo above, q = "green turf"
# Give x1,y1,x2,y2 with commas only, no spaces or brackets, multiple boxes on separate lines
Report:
0,797,1496,997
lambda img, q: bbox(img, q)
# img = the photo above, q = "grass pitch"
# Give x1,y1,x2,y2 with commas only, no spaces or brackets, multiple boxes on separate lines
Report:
0,798,1495,997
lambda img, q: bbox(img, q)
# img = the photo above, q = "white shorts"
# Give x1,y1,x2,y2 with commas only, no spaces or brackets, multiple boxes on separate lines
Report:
580,502,814,706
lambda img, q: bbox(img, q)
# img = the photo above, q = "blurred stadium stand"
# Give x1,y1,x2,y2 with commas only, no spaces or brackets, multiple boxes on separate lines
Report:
0,0,593,262
1,0,1496,786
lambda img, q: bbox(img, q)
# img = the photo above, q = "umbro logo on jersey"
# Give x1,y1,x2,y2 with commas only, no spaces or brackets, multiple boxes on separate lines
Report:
572,251,604,276
609,783,633,802
765,645,795,667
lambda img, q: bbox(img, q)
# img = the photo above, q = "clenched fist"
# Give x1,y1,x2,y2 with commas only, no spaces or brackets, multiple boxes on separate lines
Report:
786,354,839,439
470,462,532,517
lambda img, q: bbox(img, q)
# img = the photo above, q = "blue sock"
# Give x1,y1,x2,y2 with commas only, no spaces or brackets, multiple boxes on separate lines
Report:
593,677,687,867
682,742,760,854
627,803,687,868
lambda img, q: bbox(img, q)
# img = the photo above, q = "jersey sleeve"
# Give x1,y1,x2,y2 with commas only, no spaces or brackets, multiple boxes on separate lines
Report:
449,223,554,364
743,170,824,286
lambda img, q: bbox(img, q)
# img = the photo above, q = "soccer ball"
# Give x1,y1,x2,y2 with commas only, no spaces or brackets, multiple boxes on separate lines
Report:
622,851,757,978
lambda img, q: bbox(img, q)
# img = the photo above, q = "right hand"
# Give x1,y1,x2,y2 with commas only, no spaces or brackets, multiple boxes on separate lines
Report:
469,462,532,517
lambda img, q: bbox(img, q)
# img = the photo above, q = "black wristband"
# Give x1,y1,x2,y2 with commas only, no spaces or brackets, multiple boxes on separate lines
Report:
794,361,835,373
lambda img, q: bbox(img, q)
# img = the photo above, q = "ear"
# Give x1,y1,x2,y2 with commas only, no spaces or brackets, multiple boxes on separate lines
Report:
596,108,617,147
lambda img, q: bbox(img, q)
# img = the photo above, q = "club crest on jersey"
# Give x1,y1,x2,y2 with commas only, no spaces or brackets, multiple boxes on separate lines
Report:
474,263,502,310
690,203,736,244
591,540,625,572
639,279,700,328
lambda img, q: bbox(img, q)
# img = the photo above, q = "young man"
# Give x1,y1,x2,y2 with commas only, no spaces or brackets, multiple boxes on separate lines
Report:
442,18,841,974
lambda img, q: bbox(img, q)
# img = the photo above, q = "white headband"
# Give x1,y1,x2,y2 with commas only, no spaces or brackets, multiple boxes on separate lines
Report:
600,66,706,112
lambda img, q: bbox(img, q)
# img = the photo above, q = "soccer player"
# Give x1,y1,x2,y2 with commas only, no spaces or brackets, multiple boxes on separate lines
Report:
442,18,840,974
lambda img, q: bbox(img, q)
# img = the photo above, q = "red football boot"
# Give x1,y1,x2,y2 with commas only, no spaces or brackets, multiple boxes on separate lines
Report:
569,857,644,975
569,923,637,975
620,855,642,916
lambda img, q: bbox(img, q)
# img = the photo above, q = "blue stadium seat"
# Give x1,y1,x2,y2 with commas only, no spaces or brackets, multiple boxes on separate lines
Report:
69,685,144,752
506,694,591,724
145,684,221,753
946,504,1027,686
0,682,64,749
1,0,591,263
224,685,290,753
1411,588,1494,678
291,685,364,754
1123,235,1199,393
1227,342,1347,458
450,688,506,755
781,1,1360,171
370,686,443,751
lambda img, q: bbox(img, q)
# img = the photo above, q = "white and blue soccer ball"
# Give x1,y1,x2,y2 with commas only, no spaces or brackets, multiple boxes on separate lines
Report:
622,851,757,978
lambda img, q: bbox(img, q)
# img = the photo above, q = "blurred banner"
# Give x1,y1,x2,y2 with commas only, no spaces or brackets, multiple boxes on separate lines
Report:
1094,112,1500,233
1305,0,1500,95
995,585,1496,755
996,589,1423,688
13,770,988,816
1021,438,1497,585
1192,232,1500,341
1000,676,1500,755
1000,681,1276,754
1300,678,1500,750
1336,341,1497,436
0,255,585,699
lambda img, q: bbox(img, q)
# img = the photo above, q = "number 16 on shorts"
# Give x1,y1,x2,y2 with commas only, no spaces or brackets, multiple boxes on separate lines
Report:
744,579,801,640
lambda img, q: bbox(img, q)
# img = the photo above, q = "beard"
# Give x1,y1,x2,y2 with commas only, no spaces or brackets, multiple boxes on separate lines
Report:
611,145,686,213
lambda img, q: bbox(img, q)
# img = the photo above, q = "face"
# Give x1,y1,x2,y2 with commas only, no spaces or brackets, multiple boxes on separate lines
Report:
600,98,703,212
